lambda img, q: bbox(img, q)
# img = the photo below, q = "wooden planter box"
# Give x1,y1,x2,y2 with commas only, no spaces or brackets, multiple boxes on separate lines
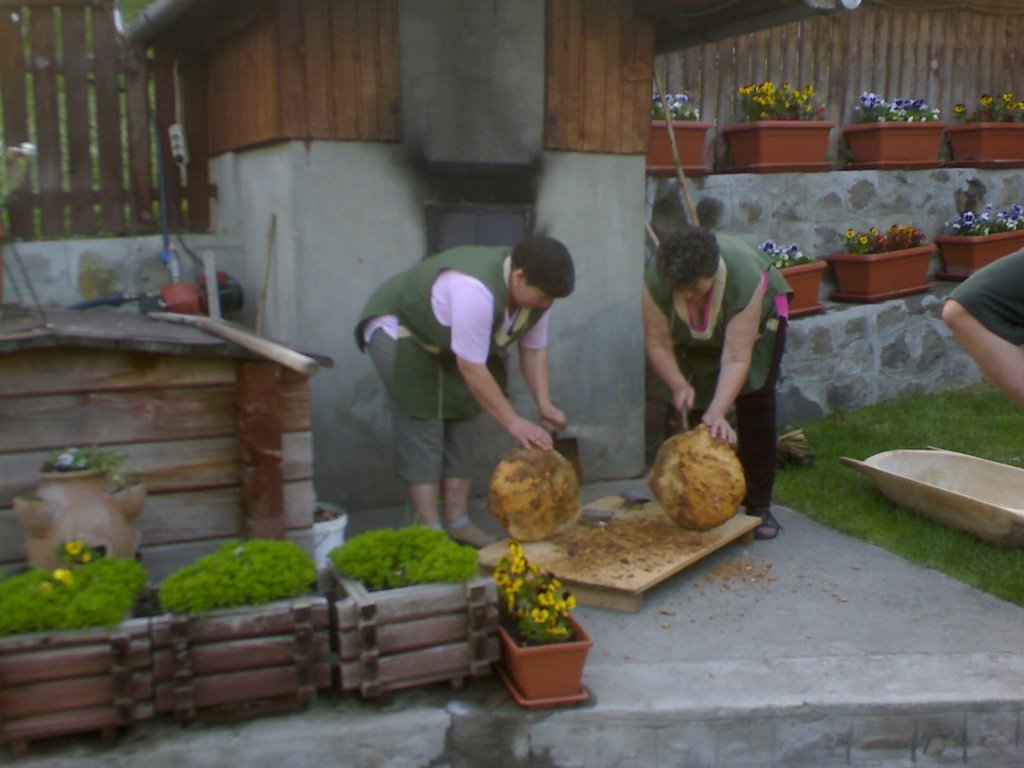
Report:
0,618,154,756
331,573,499,698
935,230,1024,281
645,121,712,176
947,123,1024,167
828,244,936,303
151,596,331,722
722,120,835,173
843,122,946,169
780,261,827,318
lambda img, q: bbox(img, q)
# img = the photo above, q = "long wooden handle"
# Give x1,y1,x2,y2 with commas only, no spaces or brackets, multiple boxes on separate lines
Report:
149,312,318,376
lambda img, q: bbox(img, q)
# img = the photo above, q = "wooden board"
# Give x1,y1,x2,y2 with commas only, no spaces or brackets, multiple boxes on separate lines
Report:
478,496,760,613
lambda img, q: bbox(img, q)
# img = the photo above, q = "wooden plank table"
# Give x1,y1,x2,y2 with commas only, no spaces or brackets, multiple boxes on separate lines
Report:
478,495,759,613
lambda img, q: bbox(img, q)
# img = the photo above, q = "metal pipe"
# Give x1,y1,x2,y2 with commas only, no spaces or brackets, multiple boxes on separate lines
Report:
123,0,207,44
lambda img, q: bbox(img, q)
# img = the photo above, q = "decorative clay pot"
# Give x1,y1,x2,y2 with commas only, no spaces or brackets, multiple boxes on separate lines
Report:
842,122,946,169
828,244,936,303
14,470,146,569
780,260,828,318
496,613,592,708
722,120,835,172
935,230,1024,281
946,123,1024,167
646,120,712,176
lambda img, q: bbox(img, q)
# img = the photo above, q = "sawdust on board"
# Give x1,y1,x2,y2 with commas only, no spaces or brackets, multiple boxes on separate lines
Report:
536,505,713,583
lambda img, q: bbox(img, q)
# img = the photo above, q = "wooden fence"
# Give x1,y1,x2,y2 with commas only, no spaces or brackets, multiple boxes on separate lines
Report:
2,0,1023,240
656,1,1024,169
0,0,207,240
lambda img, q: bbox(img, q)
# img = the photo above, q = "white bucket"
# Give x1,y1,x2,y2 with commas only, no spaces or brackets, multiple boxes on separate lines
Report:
312,511,348,569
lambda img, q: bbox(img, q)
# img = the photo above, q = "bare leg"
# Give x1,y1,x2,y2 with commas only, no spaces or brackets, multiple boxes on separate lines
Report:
944,300,1024,408
441,476,472,524
407,483,442,527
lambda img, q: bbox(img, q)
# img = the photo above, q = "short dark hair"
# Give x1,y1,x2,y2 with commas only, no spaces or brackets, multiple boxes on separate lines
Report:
511,235,575,298
656,224,720,288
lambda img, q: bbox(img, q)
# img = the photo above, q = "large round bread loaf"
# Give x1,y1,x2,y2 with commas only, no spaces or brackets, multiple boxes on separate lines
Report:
487,447,580,541
648,424,745,531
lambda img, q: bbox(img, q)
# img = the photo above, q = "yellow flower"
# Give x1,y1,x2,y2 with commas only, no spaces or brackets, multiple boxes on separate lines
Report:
52,568,74,586
38,581,52,594
66,541,83,556
980,94,993,106
81,552,92,563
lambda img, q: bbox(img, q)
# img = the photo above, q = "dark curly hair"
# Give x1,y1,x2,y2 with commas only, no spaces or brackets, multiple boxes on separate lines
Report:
656,224,720,288
511,235,575,298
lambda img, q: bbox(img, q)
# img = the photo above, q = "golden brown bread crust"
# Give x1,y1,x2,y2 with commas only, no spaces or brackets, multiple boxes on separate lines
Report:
648,424,745,531
487,447,580,541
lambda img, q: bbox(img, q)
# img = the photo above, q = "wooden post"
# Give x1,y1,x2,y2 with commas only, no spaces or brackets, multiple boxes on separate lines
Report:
653,70,700,227
237,361,285,539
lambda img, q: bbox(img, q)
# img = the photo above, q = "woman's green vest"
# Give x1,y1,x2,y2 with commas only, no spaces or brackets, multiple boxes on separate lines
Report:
356,246,544,420
644,233,791,409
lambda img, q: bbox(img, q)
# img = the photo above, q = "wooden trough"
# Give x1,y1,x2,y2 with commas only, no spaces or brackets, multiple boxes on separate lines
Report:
841,448,1024,546
478,495,760,612
0,308,330,581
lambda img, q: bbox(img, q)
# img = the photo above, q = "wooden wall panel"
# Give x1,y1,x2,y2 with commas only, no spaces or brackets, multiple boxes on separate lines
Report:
656,3,1024,170
545,0,653,154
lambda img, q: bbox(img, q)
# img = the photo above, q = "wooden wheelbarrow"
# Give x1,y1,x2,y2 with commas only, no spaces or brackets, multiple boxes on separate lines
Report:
841,447,1024,547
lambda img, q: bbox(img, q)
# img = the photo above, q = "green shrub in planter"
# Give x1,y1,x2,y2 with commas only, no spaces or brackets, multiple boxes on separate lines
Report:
331,527,478,590
0,557,147,635
159,539,316,614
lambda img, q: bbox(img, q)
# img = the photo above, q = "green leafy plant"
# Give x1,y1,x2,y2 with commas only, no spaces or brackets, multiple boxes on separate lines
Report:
158,539,316,614
953,91,1024,124
853,92,940,123
651,92,700,121
737,81,825,122
493,540,576,646
758,239,815,269
330,527,478,590
40,446,140,491
0,556,147,635
843,224,925,254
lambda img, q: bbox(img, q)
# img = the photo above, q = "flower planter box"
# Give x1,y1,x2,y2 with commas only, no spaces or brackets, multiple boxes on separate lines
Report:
722,120,834,173
935,230,1024,281
645,121,712,176
150,596,331,722
496,613,591,710
779,261,827,318
0,618,154,756
843,122,946,169
331,573,498,698
828,244,936,303
946,123,1024,167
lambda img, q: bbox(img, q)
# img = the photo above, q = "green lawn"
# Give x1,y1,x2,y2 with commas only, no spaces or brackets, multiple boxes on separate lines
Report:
774,382,1024,605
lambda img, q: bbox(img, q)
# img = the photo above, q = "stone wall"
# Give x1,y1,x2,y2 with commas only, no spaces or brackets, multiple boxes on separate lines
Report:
777,286,982,425
644,166,1022,429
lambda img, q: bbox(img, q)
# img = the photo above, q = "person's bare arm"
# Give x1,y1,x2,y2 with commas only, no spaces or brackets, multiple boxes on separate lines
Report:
519,344,566,430
456,356,553,450
643,287,694,414
702,289,762,443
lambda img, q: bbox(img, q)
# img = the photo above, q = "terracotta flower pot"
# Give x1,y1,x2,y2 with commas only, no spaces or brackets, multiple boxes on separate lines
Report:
496,613,592,708
828,244,936,303
935,230,1024,281
843,122,946,169
646,121,712,176
722,120,834,173
946,123,1024,167
14,470,146,570
779,260,827,318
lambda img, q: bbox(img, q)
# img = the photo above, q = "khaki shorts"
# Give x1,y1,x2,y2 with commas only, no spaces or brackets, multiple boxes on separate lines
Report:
367,330,476,484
